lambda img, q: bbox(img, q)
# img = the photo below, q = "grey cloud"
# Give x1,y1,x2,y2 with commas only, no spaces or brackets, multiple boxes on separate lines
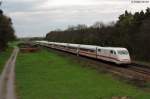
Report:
2,0,150,37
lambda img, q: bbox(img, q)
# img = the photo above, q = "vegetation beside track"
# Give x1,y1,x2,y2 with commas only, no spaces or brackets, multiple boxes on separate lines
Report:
0,47,13,73
16,49,150,99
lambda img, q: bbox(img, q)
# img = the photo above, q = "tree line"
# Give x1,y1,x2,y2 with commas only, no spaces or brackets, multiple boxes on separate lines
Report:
46,8,150,61
0,9,16,51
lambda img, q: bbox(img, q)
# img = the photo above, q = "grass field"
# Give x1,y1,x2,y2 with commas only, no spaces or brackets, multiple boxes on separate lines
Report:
16,49,150,99
0,47,12,73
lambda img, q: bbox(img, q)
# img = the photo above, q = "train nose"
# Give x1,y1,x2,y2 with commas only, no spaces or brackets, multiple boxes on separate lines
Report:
122,59,130,61
119,58,131,64
119,55,130,60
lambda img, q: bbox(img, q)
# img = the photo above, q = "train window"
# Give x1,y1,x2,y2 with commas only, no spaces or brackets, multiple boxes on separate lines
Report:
113,51,116,55
110,50,116,55
118,50,129,55
98,49,101,52
110,50,113,54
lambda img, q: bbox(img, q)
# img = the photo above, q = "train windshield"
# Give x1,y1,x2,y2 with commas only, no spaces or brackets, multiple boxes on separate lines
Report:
117,50,129,55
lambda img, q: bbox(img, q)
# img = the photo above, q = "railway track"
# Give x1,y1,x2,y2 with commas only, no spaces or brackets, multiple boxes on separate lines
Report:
126,63,150,81
128,64,150,75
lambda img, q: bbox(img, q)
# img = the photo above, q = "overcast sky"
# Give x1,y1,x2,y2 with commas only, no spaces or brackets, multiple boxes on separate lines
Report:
1,0,150,37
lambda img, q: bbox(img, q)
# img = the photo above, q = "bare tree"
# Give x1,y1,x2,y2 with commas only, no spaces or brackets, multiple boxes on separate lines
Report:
92,22,104,28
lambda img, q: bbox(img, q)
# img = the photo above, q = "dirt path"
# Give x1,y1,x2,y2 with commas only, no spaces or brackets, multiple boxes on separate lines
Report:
0,47,19,99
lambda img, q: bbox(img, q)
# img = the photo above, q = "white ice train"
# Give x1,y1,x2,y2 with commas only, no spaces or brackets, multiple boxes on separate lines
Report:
35,41,131,64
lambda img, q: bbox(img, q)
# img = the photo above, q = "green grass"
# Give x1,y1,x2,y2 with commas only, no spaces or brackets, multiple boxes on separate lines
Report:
0,47,13,73
16,49,150,99
8,41,20,47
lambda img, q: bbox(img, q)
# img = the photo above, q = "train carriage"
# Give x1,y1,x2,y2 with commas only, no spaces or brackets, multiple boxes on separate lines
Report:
35,41,131,64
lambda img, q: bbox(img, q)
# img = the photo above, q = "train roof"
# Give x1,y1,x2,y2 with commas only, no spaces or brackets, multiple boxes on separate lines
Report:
98,47,127,50
36,41,128,51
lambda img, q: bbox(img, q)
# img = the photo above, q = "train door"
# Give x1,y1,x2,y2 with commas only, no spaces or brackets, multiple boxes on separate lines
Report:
110,50,117,61
97,49,101,55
